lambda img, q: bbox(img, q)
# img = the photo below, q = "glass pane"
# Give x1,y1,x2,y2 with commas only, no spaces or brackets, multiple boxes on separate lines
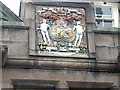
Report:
102,7,112,18
96,20,103,27
104,20,112,27
95,8,102,18
102,7,112,15
96,8,103,15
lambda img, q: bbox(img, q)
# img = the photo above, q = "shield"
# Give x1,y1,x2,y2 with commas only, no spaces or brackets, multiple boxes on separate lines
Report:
49,25,75,42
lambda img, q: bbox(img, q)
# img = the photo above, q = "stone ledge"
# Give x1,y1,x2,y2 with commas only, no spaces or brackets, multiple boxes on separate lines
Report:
93,27,120,34
4,58,118,72
1,21,29,29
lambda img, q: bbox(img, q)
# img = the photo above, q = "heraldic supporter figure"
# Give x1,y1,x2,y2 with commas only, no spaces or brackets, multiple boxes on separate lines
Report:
38,19,51,45
73,21,85,47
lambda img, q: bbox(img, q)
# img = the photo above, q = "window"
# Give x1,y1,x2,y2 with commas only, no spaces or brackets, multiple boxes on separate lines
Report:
95,7,113,27
95,7,112,18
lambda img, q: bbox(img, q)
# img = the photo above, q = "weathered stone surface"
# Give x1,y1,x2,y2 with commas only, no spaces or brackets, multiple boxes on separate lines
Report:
10,30,28,41
56,80,69,90
96,47,119,60
2,28,28,41
0,26,2,40
2,28,10,41
1,27,29,57
95,34,118,46
2,68,119,88
7,42,28,56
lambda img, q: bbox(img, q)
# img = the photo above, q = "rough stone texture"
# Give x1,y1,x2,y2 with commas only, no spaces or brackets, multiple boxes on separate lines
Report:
2,68,119,89
2,27,29,57
2,28,10,41
56,80,69,90
95,34,118,46
96,47,118,60
2,27,28,41
7,42,28,57
95,32,119,61
10,29,28,41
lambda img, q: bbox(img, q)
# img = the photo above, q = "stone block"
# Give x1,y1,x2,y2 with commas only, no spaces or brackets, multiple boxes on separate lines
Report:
95,34,118,46
96,47,119,60
7,42,28,56
87,32,95,53
2,68,119,89
2,29,10,41
10,29,28,41
25,3,35,19
2,81,13,89
0,27,2,40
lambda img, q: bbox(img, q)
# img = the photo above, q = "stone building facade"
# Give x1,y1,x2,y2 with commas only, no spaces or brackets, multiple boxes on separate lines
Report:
1,0,120,90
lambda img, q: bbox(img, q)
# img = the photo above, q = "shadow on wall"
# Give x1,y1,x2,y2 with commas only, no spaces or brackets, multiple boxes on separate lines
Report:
1,45,8,67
